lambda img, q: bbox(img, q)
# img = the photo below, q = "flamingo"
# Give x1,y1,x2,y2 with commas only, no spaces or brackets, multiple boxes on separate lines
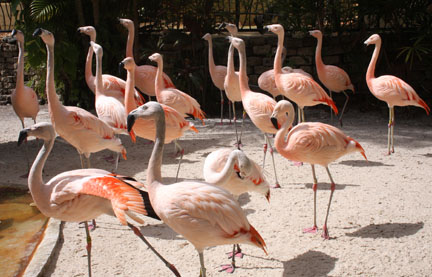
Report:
270,100,367,239
118,18,175,97
148,53,206,124
33,28,126,169
127,101,267,276
203,148,270,264
18,122,181,277
310,30,354,126
202,33,227,124
119,57,198,180
258,47,312,99
77,26,145,107
266,24,338,123
364,34,430,155
9,29,40,175
229,36,287,189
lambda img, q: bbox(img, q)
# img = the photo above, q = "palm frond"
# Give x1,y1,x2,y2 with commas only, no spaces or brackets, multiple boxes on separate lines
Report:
30,0,66,23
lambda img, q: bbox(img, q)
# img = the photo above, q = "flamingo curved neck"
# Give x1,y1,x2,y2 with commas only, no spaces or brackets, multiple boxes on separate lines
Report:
126,25,135,58
28,137,55,210
125,68,137,114
274,32,284,75
147,110,166,185
236,46,250,97
227,44,235,75
206,151,238,186
274,107,295,156
85,45,95,91
154,59,164,100
94,52,103,97
16,40,25,91
46,44,62,111
314,36,325,72
206,38,216,76
366,41,381,83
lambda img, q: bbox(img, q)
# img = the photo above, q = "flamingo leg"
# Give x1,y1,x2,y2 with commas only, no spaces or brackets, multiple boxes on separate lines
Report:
390,107,395,154
297,106,302,124
322,166,336,240
238,110,246,148
21,119,31,178
228,100,232,125
329,90,333,123
338,90,349,127
220,244,237,273
233,102,240,148
83,221,92,277
387,107,394,155
79,153,85,169
303,164,318,233
199,251,206,277
219,90,224,125
113,152,120,173
265,133,280,188
301,108,305,123
127,223,181,277
262,134,267,168
174,140,184,182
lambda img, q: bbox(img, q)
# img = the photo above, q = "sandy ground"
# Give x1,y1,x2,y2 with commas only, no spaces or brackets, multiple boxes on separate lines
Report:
1,103,432,277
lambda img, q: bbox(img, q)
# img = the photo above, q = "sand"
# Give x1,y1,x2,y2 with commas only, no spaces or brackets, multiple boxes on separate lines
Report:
1,103,432,276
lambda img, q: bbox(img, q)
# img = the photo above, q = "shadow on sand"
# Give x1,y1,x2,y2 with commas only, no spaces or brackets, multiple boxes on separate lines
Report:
346,222,424,239
282,250,338,277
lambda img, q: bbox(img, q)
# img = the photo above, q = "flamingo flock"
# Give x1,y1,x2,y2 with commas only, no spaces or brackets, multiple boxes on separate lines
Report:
6,19,430,277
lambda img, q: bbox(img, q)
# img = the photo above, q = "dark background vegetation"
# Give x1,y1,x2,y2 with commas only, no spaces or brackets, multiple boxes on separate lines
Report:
4,0,432,116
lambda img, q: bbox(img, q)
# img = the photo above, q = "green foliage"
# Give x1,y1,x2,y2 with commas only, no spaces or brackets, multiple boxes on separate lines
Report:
397,36,431,70
30,0,66,22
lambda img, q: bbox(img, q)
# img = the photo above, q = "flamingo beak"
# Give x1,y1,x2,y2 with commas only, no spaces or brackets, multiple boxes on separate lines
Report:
32,28,42,37
18,129,28,146
271,117,279,130
127,113,136,133
236,171,244,180
11,29,17,37
118,61,125,75
265,190,270,202
217,22,226,31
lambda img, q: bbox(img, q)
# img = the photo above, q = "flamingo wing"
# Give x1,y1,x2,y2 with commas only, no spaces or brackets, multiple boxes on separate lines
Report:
66,106,115,139
96,95,128,131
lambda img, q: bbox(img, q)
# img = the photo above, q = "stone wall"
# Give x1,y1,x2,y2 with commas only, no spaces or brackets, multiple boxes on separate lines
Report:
0,41,18,105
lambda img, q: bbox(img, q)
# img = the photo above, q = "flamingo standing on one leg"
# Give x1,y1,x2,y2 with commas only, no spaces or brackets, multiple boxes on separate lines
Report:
258,47,312,99
148,53,205,124
310,30,354,126
33,28,126,169
270,100,367,239
203,148,270,267
127,101,267,276
364,34,430,155
266,24,338,123
77,26,145,106
18,122,180,277
119,18,175,97
120,57,198,181
229,37,287,189
9,29,40,175
202,33,227,124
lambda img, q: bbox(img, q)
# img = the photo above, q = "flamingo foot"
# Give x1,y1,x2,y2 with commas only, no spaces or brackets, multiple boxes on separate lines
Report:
272,183,281,189
102,154,116,163
321,225,330,240
88,220,97,231
143,140,154,145
293,161,303,166
219,264,235,273
234,141,243,149
227,250,244,259
303,226,318,234
217,121,224,126
172,149,184,158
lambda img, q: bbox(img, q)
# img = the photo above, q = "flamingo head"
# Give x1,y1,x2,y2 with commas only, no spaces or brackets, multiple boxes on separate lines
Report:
264,24,284,35
148,53,162,63
364,34,381,46
229,37,245,52
33,28,54,47
127,102,164,132
202,33,211,41
223,23,238,36
90,41,103,58
11,29,24,43
18,122,56,146
119,18,133,30
309,30,322,39
232,149,253,180
271,100,295,130
77,26,96,42
119,57,136,73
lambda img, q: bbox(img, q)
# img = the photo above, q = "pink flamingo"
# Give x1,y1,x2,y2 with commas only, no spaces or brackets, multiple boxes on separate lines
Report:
10,29,39,128
120,57,198,180
119,18,175,97
271,100,367,239
310,30,354,126
33,28,126,169
364,34,430,155
18,122,180,277
202,33,227,124
258,47,312,99
266,24,338,123
127,101,267,276
148,53,206,124
229,36,287,189
77,26,145,107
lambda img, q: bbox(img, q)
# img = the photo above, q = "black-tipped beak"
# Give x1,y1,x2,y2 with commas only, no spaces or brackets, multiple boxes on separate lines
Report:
235,171,244,180
127,114,136,133
217,22,226,31
11,29,17,36
18,130,28,146
32,28,42,37
271,117,279,130
265,190,270,202
118,62,125,75
261,26,269,34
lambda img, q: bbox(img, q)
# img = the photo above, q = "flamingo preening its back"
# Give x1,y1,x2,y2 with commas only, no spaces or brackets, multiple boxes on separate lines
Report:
364,34,430,155
127,102,267,276
310,30,354,126
271,100,367,239
18,122,180,276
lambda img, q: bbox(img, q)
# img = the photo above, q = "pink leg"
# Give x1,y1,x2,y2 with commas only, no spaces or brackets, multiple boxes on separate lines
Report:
303,165,318,234
218,90,225,125
88,219,97,231
221,244,240,273
322,167,336,240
